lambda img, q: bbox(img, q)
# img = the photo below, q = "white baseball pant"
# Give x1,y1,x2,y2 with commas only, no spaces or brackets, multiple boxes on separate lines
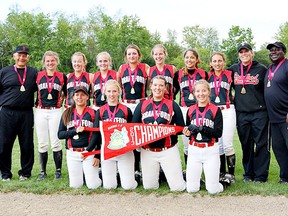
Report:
66,150,102,189
101,151,138,190
186,143,224,194
180,106,189,155
34,108,62,152
217,105,236,156
140,144,186,191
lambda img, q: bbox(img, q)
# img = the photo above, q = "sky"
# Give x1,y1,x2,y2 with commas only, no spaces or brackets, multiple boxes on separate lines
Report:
1,0,287,50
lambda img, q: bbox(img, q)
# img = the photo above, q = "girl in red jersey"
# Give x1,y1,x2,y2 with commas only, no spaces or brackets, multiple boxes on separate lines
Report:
132,75,186,191
208,52,236,182
117,44,150,112
35,51,67,180
58,86,102,189
173,49,207,166
93,80,138,190
91,51,117,110
65,52,92,108
183,79,229,194
149,44,176,100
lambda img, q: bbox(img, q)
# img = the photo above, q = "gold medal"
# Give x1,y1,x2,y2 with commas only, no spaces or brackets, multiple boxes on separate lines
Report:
215,96,220,103
154,121,157,125
267,80,271,88
47,93,53,100
188,93,194,100
73,134,79,140
20,85,25,92
241,87,246,94
101,94,105,101
130,87,135,94
196,132,202,141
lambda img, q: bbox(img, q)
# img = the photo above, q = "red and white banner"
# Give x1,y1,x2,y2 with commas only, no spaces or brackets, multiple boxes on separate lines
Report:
82,121,184,160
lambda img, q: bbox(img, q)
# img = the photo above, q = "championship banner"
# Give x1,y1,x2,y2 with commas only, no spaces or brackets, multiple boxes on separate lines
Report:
82,122,184,160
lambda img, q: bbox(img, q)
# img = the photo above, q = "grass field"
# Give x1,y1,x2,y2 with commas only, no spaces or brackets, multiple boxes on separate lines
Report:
1,130,287,196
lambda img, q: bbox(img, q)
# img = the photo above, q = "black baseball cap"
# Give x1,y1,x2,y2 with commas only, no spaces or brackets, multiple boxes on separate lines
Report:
266,41,287,53
238,43,253,52
73,86,89,96
14,45,29,54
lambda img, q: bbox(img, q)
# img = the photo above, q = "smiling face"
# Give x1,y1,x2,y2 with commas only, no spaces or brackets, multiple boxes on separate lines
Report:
126,48,140,64
97,53,111,72
152,47,166,66
150,77,166,101
211,54,225,73
268,46,286,64
104,83,120,105
184,50,198,69
73,90,89,107
13,53,29,68
238,48,253,66
44,55,58,72
72,54,86,73
194,81,210,106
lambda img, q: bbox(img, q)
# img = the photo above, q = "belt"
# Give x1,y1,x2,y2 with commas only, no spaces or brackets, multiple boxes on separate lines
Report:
142,145,174,152
190,141,214,148
123,98,146,104
69,148,86,152
36,106,58,110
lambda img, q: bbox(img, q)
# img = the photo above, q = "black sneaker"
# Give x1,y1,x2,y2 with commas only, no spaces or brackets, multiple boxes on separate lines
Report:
279,178,288,184
135,171,142,185
54,170,61,179
37,172,47,181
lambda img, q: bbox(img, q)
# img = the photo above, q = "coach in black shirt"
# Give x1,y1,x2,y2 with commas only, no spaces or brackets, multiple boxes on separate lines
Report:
0,45,38,181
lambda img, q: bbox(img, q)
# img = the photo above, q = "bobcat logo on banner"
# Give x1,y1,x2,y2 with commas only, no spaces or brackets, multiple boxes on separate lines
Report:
82,121,184,160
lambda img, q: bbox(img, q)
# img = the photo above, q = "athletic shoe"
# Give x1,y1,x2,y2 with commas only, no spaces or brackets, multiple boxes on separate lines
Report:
19,175,28,181
225,174,236,183
54,170,61,179
2,178,11,182
243,177,253,183
279,179,288,184
219,176,231,189
37,172,47,181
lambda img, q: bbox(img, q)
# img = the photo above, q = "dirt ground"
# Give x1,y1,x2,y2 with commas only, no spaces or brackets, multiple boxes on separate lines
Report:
1,192,288,216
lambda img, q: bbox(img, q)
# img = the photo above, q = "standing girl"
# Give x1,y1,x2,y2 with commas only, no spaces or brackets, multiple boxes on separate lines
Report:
149,44,176,100
93,80,138,190
91,52,117,110
173,49,207,165
208,52,236,182
58,86,102,189
65,52,91,108
132,75,186,191
35,51,67,180
183,79,226,194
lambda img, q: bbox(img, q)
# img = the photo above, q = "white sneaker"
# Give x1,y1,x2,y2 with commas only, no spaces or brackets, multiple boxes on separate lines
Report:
2,178,11,182
19,175,28,181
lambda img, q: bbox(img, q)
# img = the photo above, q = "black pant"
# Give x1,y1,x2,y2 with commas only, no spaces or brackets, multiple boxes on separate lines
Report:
236,110,270,181
0,107,34,179
271,122,288,180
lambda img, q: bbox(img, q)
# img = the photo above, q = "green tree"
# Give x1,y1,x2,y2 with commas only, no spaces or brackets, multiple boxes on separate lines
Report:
221,26,254,67
274,22,288,47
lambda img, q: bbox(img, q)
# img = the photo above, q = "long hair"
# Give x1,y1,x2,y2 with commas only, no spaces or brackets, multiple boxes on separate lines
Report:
62,102,76,126
182,48,200,76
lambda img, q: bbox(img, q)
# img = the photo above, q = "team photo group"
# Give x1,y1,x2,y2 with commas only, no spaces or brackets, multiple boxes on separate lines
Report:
0,41,287,194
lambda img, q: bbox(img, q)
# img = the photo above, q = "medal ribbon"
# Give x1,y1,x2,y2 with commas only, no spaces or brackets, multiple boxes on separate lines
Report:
100,72,110,94
106,103,119,122
128,65,138,90
73,72,84,88
195,104,209,127
156,64,166,76
73,107,87,128
152,99,165,122
268,58,286,81
14,65,27,86
188,72,197,95
213,72,223,97
45,72,56,94
240,62,252,88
